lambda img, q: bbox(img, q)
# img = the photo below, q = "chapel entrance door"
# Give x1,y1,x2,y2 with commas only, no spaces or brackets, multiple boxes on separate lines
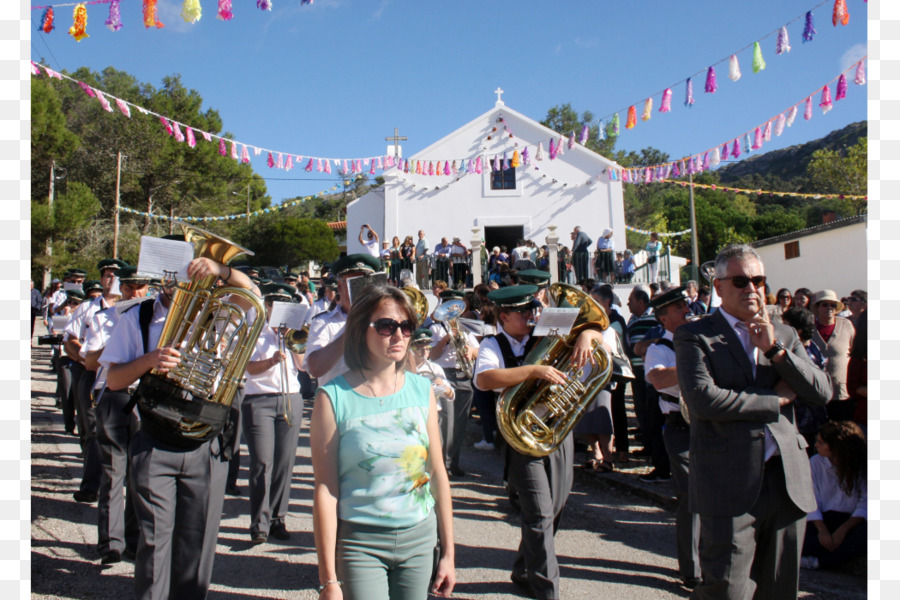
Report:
484,225,524,256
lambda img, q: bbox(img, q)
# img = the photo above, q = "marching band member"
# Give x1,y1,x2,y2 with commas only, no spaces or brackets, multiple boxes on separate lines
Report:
242,283,305,544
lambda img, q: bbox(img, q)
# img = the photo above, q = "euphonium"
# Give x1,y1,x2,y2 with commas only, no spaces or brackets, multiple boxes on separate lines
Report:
135,223,265,443
432,298,474,379
495,283,613,457
402,286,429,328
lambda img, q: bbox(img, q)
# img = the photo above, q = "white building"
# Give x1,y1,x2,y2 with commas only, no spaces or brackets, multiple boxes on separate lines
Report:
751,214,867,295
347,95,626,263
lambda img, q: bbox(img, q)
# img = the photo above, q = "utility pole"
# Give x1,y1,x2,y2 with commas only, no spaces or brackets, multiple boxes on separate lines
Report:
113,151,122,259
688,172,700,283
43,161,55,290
246,182,251,224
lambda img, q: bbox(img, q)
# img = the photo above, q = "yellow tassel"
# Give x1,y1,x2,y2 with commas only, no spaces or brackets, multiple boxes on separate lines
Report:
68,4,89,42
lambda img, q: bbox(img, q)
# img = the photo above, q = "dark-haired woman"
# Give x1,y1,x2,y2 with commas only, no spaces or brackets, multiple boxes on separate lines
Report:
794,287,812,310
801,421,867,571
311,286,455,600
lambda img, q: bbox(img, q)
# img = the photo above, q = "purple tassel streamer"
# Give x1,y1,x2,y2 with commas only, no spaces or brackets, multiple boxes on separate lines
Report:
660,88,672,112
819,85,833,114
493,155,501,172
106,0,122,31
705,67,717,93
673,162,681,178
752,127,763,150
568,132,575,149
549,139,556,160
703,152,710,170
854,61,866,85
686,157,695,175
522,147,529,166
257,0,272,10
803,11,816,42
721,143,729,160
836,74,847,100
644,168,652,184
776,26,791,54
684,78,694,107
804,95,813,120
580,125,589,144
502,153,510,170
732,139,741,159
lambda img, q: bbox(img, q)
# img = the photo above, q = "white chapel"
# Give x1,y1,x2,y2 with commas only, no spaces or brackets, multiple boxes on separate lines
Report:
347,92,626,267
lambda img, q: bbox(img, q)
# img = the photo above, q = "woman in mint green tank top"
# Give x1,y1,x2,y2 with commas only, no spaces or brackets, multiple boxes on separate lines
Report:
311,286,456,600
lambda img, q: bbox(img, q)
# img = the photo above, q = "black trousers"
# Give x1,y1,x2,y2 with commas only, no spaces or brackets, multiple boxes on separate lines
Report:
96,388,139,555
74,366,102,495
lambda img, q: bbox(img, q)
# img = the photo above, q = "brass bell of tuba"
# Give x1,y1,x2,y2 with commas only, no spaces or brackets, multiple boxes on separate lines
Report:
135,223,265,443
495,283,613,457
402,286,429,328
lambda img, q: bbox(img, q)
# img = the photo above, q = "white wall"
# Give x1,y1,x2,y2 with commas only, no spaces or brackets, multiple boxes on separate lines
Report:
754,220,867,296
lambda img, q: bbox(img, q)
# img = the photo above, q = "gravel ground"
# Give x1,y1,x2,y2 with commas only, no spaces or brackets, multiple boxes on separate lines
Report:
29,322,865,599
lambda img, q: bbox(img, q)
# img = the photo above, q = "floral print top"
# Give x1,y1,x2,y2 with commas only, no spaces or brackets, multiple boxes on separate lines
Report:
321,373,435,528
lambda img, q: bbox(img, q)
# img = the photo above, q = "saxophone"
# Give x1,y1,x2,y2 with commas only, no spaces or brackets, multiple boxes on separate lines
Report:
495,283,612,457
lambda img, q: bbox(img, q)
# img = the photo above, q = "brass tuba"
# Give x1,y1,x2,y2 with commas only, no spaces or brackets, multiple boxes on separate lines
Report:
432,298,474,379
402,286,429,328
495,283,613,457
136,223,265,442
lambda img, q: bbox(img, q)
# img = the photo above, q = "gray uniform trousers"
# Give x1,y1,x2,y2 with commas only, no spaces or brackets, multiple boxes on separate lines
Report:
241,392,303,536
444,368,473,471
226,388,245,489
661,414,700,582
74,365,102,494
95,388,139,555
129,428,228,600
508,433,574,600
57,354,77,433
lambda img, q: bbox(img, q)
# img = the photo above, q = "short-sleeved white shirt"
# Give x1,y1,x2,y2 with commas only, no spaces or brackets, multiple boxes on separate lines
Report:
245,327,301,395
64,296,113,344
473,326,531,393
82,306,120,391
362,237,380,258
98,296,168,383
303,304,349,385
429,321,479,370
644,329,681,413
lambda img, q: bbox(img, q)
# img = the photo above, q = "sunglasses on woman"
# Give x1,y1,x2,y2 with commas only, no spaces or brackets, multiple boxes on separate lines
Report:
369,318,416,337
719,275,767,289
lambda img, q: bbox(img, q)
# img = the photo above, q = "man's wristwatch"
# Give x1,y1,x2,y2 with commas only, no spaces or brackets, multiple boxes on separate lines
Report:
764,340,785,360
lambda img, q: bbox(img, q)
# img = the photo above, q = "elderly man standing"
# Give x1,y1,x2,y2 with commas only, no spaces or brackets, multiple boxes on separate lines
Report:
415,229,430,290
810,289,856,421
571,226,592,284
674,244,831,600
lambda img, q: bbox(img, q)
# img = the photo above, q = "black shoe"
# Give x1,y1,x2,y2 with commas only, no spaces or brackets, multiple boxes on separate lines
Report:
269,522,291,541
73,490,98,503
510,573,535,598
225,484,242,496
250,532,267,545
100,550,121,565
123,548,136,561
448,466,466,477
638,469,672,484
681,576,702,589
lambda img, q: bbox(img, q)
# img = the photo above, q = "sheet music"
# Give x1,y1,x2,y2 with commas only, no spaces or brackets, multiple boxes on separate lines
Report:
109,276,121,297
346,272,388,306
269,301,309,331
137,236,194,281
532,307,579,337
63,282,83,292
52,315,70,331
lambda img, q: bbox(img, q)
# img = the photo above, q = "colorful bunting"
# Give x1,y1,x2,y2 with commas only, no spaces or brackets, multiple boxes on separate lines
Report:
752,41,766,73
660,88,672,113
684,78,694,107
776,26,791,54
68,4,89,41
105,0,121,31
803,11,816,42
832,0,849,27
38,7,54,33
626,105,637,129
641,98,652,121
143,0,164,29
181,0,202,23
217,0,234,20
819,85,833,114
705,67,717,93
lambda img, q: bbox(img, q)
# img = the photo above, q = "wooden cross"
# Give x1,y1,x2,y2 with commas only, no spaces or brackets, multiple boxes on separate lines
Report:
494,87,504,104
385,127,407,159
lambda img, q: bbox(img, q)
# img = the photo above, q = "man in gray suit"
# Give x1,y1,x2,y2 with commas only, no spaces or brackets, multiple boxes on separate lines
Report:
673,244,831,600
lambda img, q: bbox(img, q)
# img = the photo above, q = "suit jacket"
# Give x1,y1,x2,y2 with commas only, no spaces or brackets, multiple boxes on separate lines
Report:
674,310,831,517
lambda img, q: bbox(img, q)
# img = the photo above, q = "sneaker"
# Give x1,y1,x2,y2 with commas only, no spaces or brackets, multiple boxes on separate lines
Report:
638,469,672,484
800,556,820,570
474,439,496,451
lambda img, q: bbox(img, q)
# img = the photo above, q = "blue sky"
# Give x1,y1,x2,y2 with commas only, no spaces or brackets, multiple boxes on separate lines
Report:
30,0,868,207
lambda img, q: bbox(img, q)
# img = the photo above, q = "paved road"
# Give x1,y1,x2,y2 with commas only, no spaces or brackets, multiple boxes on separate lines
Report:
29,324,865,599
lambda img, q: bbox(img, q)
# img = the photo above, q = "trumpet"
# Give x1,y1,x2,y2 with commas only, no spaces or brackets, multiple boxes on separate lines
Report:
275,325,308,427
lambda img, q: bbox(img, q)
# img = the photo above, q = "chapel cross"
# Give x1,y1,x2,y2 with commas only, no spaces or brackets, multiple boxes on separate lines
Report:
385,127,407,159
494,87,505,104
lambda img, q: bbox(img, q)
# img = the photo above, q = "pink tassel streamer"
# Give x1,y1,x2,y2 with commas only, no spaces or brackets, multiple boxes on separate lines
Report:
763,121,772,141
752,127,763,150
218,138,226,156
316,159,323,172
230,141,238,160
444,162,451,176
241,145,250,164
202,131,212,142
475,157,483,174
705,67,717,93
276,154,284,169
731,139,741,159
684,78,694,107
304,158,314,172
173,123,184,142
324,160,331,174
115,98,131,117
285,155,293,171
185,128,196,148
774,114,786,136
568,133,575,149
160,117,173,136
217,0,233,20
79,81,96,97
836,74,847,100
96,92,113,112
660,88,672,113
854,61,866,85
804,96,813,120
819,86,833,114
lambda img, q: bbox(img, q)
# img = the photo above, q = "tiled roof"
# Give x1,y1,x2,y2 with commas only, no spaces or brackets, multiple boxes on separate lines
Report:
752,214,866,247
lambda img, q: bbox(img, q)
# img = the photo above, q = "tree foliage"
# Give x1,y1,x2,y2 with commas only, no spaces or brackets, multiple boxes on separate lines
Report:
235,214,340,268
541,104,617,159
31,181,102,279
807,136,867,215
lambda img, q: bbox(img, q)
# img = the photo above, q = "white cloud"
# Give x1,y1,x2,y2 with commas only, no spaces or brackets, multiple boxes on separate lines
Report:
840,42,867,72
156,0,199,34
574,37,599,49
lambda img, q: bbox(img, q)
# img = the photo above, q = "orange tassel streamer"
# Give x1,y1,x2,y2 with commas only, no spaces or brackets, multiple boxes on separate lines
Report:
626,105,637,129
68,4,89,42
143,0,165,29
511,150,521,168
832,0,849,26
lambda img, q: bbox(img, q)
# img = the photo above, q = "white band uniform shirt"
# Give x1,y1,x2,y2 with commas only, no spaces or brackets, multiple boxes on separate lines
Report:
98,296,167,378
429,323,479,371
81,306,121,394
245,327,301,396
473,325,531,393
49,288,69,314
64,296,114,345
644,330,681,413
303,304,349,386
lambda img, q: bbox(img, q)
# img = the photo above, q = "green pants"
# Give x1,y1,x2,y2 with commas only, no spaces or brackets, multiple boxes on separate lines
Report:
337,510,437,600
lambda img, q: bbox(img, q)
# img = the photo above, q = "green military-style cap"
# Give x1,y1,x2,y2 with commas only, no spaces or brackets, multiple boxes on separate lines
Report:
97,258,128,273
65,289,85,302
321,277,338,289
66,268,88,277
260,283,296,302
649,285,688,313
487,284,539,308
516,269,551,287
83,280,103,294
282,272,299,281
411,328,433,344
115,265,152,285
439,289,465,300
331,253,382,278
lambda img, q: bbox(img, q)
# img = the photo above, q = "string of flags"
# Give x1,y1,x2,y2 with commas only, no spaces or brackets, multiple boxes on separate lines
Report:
662,179,866,201
590,0,860,140
626,226,692,238
34,0,314,37
608,58,865,184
